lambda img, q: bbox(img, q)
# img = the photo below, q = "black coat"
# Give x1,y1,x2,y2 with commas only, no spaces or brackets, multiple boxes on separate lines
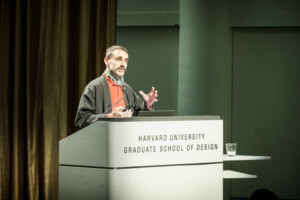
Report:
74,72,146,129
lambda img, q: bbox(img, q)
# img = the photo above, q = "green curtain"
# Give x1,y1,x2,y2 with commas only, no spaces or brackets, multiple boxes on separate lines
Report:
0,0,115,199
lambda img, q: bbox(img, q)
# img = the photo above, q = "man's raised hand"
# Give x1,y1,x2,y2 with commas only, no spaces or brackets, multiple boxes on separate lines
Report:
139,87,158,109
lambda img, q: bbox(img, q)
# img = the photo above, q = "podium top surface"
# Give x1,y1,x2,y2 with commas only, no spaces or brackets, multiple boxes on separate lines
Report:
97,115,220,122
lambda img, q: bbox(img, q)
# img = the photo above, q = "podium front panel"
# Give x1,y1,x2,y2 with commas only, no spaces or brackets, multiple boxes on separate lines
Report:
108,120,223,167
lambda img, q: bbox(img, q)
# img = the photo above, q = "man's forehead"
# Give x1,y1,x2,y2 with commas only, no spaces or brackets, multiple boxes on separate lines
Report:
111,49,128,58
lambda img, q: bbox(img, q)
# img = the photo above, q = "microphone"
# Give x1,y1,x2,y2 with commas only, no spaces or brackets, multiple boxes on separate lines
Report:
101,96,125,117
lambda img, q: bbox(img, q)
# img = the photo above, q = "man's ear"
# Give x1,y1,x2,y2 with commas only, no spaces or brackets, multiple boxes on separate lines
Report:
104,57,109,65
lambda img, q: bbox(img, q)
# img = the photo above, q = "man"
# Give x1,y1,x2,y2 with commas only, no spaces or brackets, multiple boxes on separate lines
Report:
74,45,158,129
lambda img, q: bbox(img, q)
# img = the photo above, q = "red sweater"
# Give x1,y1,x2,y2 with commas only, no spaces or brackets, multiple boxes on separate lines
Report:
105,73,126,111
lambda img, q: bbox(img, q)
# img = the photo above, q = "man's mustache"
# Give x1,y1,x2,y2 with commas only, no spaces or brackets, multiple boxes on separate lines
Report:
117,65,126,70
108,64,126,70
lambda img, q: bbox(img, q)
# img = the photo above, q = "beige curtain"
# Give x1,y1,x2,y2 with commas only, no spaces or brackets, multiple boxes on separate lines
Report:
0,0,115,199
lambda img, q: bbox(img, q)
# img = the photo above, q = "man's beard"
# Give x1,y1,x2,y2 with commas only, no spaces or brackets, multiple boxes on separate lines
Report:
110,66,125,80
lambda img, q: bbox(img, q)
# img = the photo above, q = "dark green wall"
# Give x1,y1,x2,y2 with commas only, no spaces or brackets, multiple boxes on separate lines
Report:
116,26,179,111
231,27,300,199
116,0,179,112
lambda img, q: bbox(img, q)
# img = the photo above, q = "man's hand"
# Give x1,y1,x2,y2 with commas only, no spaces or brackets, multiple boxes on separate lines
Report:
108,106,133,118
139,87,158,109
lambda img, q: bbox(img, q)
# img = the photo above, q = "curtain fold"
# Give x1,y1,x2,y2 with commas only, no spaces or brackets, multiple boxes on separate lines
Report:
0,0,116,199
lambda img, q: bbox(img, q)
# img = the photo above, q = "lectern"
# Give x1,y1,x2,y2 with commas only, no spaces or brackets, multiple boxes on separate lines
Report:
59,116,224,200
59,116,270,199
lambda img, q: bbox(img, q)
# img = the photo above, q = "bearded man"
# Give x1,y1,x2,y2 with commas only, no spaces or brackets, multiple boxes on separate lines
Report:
74,45,158,129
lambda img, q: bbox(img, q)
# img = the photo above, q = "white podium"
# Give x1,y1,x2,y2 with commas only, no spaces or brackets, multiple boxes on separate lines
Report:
58,116,269,200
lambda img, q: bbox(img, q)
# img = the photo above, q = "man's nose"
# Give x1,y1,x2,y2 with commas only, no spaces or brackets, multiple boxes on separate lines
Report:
121,61,127,67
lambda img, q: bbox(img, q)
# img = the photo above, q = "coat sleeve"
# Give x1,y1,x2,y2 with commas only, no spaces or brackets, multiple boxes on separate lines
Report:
74,84,105,129
124,84,150,115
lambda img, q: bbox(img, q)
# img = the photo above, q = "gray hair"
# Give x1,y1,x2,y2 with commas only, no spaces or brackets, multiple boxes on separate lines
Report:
105,45,128,59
